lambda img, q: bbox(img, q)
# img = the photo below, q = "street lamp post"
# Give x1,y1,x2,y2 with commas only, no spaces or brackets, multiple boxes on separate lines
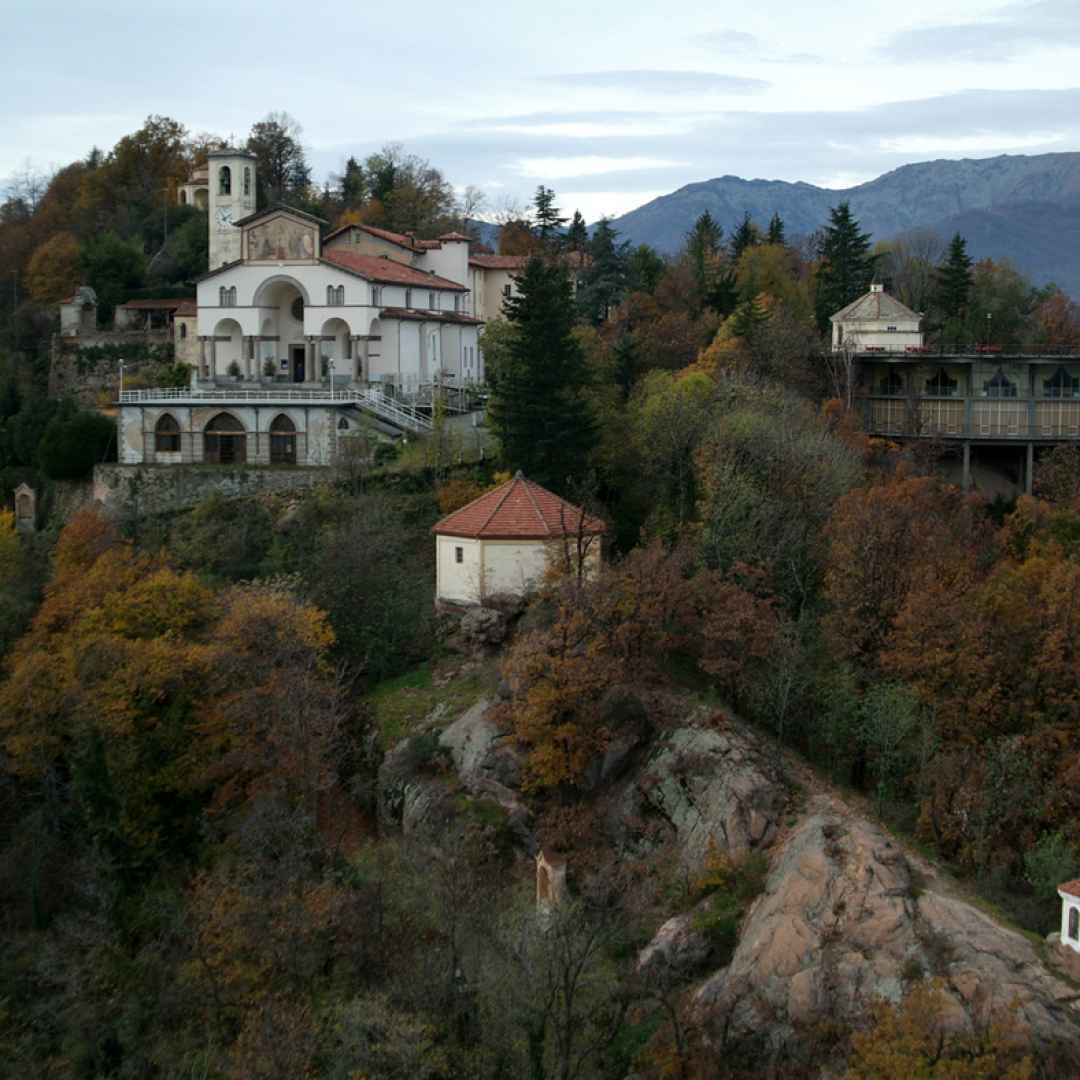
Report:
327,359,335,398
118,358,125,399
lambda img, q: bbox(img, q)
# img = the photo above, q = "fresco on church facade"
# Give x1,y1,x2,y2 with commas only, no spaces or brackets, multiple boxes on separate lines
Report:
245,218,317,262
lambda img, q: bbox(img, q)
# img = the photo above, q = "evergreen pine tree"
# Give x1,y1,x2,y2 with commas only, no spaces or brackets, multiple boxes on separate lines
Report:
566,210,588,254
488,257,596,491
934,233,973,323
729,212,760,260
339,157,367,206
814,202,876,331
767,212,786,246
577,218,629,325
685,211,724,312
611,333,639,400
533,186,568,245
730,295,770,339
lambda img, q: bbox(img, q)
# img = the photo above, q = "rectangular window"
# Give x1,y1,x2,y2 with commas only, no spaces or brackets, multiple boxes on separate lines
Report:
429,291,436,310
372,285,382,306
454,294,461,313
503,283,512,298
455,546,464,564
405,288,412,309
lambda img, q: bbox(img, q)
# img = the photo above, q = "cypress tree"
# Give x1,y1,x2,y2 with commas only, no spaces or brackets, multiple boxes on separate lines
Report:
814,202,876,331
767,212,786,246
488,257,596,491
934,233,973,323
577,218,628,325
729,212,760,260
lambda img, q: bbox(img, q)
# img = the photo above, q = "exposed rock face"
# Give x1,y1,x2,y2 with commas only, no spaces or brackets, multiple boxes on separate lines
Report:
635,724,787,867
458,607,510,651
692,797,1080,1066
377,700,532,848
637,905,714,981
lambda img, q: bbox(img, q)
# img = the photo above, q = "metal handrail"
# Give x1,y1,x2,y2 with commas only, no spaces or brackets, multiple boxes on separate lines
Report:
846,344,1080,358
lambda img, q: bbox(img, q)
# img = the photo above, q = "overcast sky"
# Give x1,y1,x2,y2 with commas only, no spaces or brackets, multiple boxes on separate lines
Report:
3,0,1079,223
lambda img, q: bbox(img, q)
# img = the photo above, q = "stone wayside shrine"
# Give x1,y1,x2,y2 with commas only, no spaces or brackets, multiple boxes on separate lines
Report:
431,472,605,607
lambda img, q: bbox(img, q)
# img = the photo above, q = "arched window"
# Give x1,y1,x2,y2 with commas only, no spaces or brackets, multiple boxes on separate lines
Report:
203,412,246,464
269,413,297,465
1070,906,1079,941
984,368,1018,398
926,369,958,397
336,286,345,305
155,413,181,453
243,167,251,196
1045,367,1079,399
405,288,412,309
219,286,227,306
327,285,334,306
179,323,187,340
219,165,231,195
228,286,237,306
337,416,350,431
372,286,382,306
291,296,304,321
878,371,904,395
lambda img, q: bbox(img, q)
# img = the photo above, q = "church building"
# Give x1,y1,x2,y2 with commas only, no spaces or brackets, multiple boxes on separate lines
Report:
118,150,495,467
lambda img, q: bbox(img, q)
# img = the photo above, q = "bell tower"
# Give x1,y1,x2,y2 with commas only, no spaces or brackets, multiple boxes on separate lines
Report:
207,149,257,270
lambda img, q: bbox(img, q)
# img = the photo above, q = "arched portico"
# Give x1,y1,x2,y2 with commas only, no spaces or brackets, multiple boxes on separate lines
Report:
320,317,354,382
212,318,243,378
253,277,311,383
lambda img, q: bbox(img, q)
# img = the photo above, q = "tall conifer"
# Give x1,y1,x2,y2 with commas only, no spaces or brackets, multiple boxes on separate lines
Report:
814,202,876,330
488,257,596,491
934,233,974,322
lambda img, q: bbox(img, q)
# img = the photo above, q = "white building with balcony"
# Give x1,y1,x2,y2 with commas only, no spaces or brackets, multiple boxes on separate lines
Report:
118,152,491,468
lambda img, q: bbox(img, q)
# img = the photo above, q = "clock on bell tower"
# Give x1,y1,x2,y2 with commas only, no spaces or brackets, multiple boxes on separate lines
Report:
207,149,257,270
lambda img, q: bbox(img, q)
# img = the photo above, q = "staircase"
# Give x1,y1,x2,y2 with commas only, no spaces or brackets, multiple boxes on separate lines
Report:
353,389,433,433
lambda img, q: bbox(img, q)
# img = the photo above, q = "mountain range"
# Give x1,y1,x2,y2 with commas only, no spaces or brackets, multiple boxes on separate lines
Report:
605,152,1080,296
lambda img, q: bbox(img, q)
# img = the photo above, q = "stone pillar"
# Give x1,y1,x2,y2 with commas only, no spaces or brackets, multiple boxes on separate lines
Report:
306,337,316,384
1026,442,1035,495
199,337,208,379
962,441,971,491
209,337,217,379
242,336,252,379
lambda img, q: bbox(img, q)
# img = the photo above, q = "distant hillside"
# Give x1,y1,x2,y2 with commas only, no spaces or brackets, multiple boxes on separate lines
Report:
607,153,1080,294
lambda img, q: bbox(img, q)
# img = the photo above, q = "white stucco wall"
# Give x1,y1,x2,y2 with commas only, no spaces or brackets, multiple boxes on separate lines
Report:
1059,891,1080,953
833,319,923,352
436,535,484,604
419,240,469,288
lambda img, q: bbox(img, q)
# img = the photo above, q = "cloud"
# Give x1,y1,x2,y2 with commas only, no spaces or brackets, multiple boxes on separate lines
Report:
462,110,701,139
510,155,687,179
883,0,1080,62
693,29,761,52
541,70,769,94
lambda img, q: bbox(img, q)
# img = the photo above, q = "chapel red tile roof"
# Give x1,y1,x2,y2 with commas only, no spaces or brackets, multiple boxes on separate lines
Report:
433,472,606,540
437,231,472,242
322,249,468,291
469,254,529,271
1059,878,1080,897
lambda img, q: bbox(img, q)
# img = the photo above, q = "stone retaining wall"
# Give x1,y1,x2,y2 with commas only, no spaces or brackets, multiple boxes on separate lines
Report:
92,463,329,516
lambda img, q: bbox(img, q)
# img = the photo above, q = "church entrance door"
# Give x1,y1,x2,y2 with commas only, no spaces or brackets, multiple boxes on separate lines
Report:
291,346,305,383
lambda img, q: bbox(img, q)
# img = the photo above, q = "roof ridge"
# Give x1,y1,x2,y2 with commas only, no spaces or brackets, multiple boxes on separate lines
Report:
476,475,521,534
519,476,552,537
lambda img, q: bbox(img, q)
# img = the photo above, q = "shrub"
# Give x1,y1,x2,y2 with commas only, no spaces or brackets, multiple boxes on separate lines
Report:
38,409,116,479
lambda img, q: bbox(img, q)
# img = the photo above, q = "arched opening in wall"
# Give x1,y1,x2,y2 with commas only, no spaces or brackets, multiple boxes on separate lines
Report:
155,413,181,453
195,189,208,210
179,323,187,340
320,317,353,381
213,317,244,377
269,414,297,465
1070,906,1079,941
204,412,246,465
179,190,188,206
253,276,310,382
219,165,231,195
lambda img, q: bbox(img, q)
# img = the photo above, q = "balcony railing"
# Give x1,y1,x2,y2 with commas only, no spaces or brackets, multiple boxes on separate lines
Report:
847,344,1080,358
860,395,1080,439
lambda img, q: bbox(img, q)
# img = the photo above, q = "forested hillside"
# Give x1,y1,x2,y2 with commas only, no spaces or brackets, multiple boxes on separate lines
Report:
6,123,1080,1076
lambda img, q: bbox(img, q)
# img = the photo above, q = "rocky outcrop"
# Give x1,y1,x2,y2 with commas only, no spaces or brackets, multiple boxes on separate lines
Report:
637,904,715,982
692,797,1080,1066
377,700,532,849
632,723,787,867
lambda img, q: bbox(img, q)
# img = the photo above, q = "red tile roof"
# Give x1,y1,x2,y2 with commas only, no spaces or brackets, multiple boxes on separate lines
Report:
438,231,472,242
469,254,529,271
433,472,606,540
323,249,468,291
118,298,191,310
1059,878,1080,897
380,306,483,325
175,300,197,316
323,222,422,252
416,239,442,250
